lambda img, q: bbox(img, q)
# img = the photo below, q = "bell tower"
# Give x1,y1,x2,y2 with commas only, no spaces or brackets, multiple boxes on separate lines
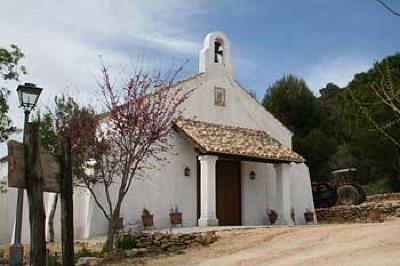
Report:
199,32,233,78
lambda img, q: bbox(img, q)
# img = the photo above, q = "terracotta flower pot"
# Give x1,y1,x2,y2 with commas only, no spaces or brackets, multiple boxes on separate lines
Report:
304,211,314,222
141,214,154,229
170,212,183,225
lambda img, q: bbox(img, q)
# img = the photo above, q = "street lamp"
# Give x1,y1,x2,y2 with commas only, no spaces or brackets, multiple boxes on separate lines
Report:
9,83,42,266
17,83,43,112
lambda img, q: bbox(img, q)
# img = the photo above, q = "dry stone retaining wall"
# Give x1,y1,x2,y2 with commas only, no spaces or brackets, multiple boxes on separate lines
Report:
316,201,400,223
1,231,218,266
366,193,400,202
134,231,218,252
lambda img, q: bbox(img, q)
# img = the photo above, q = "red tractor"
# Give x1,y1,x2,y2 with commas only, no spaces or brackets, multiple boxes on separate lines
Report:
312,168,366,209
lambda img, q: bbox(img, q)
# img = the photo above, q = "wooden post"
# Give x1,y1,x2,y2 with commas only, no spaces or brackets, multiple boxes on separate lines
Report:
9,110,29,266
24,122,46,266
60,134,74,266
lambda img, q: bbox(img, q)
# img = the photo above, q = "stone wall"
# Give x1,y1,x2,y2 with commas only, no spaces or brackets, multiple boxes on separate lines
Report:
366,193,400,202
0,231,219,265
316,201,400,223
134,231,218,252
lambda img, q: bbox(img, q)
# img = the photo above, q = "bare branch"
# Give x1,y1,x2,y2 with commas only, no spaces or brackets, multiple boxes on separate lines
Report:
375,0,400,16
349,60,400,148
72,63,195,249
83,179,111,221
349,88,400,148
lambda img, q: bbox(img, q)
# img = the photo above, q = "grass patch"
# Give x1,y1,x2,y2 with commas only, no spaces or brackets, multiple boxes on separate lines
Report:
362,178,394,195
46,249,62,266
75,247,101,263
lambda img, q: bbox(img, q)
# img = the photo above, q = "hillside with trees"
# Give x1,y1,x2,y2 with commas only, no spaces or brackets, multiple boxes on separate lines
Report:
262,53,400,193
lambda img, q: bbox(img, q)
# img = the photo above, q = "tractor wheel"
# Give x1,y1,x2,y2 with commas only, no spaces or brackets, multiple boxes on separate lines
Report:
358,188,367,204
354,184,367,204
337,185,360,205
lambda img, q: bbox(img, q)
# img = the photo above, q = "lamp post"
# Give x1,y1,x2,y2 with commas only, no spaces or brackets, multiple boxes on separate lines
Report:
9,83,42,266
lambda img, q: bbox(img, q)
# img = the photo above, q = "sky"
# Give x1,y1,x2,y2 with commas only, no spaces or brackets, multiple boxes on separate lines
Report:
1,0,399,155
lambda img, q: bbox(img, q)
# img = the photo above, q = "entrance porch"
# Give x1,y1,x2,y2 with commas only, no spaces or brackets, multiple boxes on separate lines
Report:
174,118,310,227
197,156,295,227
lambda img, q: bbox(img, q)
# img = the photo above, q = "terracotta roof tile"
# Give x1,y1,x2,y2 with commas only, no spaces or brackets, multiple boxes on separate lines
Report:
174,118,305,163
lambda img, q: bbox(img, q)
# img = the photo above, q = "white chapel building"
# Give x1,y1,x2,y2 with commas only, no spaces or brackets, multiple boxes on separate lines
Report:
0,31,315,243
82,31,315,237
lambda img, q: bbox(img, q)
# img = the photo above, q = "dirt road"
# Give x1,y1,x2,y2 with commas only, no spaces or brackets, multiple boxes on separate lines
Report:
108,218,400,266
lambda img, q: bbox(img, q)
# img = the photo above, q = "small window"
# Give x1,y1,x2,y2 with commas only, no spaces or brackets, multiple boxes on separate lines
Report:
214,40,224,64
214,87,226,106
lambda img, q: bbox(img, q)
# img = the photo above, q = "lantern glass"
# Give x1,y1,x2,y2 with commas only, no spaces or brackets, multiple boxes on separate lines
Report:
184,167,191,177
249,171,256,180
16,83,43,111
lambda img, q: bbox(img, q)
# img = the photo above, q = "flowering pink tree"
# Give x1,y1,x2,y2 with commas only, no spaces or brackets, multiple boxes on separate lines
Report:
76,65,194,249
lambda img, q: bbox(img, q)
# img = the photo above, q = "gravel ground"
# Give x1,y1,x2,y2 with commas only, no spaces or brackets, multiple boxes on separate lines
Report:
106,218,400,266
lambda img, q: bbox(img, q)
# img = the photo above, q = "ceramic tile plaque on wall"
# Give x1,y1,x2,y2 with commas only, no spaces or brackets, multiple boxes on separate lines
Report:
214,87,226,106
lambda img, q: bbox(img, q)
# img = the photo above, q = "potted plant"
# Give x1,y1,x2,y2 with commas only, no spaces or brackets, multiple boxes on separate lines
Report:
267,209,278,225
141,208,154,229
304,208,314,223
169,206,183,226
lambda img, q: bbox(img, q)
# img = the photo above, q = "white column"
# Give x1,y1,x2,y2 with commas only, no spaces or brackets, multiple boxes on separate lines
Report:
274,163,293,225
266,165,277,213
198,155,219,226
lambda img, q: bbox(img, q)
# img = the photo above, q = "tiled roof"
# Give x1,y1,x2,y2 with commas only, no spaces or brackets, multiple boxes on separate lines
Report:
174,118,305,163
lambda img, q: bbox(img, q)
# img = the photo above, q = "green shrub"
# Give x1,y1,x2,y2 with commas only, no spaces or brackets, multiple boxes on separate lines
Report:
0,181,7,193
362,177,394,195
115,233,137,250
46,249,61,266
75,247,99,262
101,243,112,254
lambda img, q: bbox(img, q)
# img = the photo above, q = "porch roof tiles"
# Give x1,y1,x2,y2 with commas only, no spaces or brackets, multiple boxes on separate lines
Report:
174,118,305,163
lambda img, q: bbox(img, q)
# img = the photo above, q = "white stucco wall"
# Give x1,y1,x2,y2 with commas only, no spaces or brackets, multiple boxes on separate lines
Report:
0,157,93,243
0,159,15,244
289,163,316,224
177,72,293,148
85,131,200,237
241,161,315,226
241,161,268,225
0,160,30,245
43,188,92,241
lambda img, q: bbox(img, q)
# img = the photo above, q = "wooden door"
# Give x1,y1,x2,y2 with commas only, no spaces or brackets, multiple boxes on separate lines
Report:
216,160,241,225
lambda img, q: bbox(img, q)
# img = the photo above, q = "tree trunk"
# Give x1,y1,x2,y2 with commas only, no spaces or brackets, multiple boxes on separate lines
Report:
25,123,46,266
104,206,122,251
48,194,58,242
105,219,115,252
60,135,74,266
